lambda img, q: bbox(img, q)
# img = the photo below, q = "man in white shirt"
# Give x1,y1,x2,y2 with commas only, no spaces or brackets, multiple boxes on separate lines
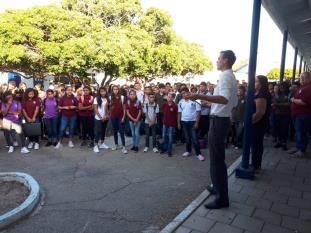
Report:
189,50,238,209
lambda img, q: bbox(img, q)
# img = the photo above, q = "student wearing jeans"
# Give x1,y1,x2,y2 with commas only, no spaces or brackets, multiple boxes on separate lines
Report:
22,88,41,150
43,89,59,147
78,86,94,147
161,92,178,157
56,86,78,149
93,87,109,153
178,87,205,161
126,90,142,152
143,93,159,153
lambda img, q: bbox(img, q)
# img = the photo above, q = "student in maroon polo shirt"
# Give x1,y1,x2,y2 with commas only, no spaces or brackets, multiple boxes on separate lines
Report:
289,71,311,158
161,92,178,157
78,86,94,147
55,86,78,149
126,90,142,152
109,85,127,154
22,88,41,150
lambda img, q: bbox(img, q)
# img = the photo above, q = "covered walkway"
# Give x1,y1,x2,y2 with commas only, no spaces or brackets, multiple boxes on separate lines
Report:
170,144,311,233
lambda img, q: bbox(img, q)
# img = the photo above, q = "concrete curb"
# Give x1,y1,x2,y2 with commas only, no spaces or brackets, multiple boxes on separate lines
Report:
159,156,242,233
0,172,40,230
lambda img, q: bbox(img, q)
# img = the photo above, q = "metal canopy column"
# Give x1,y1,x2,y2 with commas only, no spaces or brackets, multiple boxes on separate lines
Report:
298,55,303,76
235,0,261,180
280,30,288,82
291,47,298,83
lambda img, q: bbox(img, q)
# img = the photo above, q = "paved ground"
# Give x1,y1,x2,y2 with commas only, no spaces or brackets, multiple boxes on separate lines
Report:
0,135,240,233
174,143,311,233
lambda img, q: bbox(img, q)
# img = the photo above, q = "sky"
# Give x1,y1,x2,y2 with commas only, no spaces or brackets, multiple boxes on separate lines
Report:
0,0,297,74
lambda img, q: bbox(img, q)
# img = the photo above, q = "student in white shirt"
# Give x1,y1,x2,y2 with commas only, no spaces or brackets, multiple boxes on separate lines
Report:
143,93,159,153
178,87,205,161
93,87,109,153
189,50,238,209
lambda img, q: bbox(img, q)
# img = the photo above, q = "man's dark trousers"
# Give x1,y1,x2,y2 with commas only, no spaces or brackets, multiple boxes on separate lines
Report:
208,116,230,204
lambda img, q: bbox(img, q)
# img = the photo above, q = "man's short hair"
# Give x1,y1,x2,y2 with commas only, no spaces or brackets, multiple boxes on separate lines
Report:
181,87,189,93
200,82,207,87
221,50,236,66
158,83,165,89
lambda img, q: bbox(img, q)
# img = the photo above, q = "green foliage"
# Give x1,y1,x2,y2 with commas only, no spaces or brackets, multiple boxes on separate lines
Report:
266,68,299,80
0,1,213,84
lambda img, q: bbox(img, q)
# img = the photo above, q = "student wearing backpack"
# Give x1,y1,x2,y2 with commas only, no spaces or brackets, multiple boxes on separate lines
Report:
43,89,59,147
109,85,127,154
78,86,95,147
93,87,109,153
143,93,159,153
178,87,205,161
22,88,41,150
126,90,142,152
55,86,78,149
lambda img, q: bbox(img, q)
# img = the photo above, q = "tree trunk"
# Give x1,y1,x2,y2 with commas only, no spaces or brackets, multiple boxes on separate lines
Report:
101,72,108,87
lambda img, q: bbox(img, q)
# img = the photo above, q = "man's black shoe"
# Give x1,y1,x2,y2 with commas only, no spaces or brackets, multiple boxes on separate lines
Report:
134,147,139,152
204,200,229,209
206,185,216,195
130,146,135,151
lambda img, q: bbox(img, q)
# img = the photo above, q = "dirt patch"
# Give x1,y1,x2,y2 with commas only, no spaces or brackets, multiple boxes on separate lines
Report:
0,181,30,216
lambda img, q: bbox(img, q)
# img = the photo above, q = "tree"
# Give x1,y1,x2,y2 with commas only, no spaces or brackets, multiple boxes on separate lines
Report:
266,68,298,81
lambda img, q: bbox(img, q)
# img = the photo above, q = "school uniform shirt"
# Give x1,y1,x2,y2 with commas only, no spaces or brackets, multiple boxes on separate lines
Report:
78,95,94,117
178,99,201,122
93,97,108,120
1,100,21,124
136,90,144,103
163,102,178,127
143,102,159,124
43,98,58,119
22,98,41,119
126,99,141,120
210,69,238,117
58,95,78,117
110,96,124,119
291,83,311,116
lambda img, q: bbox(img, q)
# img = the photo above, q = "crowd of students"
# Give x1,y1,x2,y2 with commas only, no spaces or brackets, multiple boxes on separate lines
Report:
0,72,310,160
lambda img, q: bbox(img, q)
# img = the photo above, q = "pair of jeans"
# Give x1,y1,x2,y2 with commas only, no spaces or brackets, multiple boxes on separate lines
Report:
157,112,163,137
275,114,290,144
80,115,94,141
294,115,311,152
162,125,175,153
110,117,125,146
3,128,26,147
44,117,58,142
94,119,108,144
145,123,157,148
129,121,141,147
181,121,201,156
59,115,77,141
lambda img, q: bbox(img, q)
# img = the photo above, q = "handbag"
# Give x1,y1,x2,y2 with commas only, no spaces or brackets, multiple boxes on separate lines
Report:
23,122,42,137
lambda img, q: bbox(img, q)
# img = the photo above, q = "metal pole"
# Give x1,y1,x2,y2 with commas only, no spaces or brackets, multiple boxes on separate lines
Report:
304,61,306,72
291,47,298,83
280,30,288,82
298,55,303,76
235,0,261,180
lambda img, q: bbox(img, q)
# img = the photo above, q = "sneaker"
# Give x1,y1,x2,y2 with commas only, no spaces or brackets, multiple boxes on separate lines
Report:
288,148,298,154
13,141,18,147
68,141,74,148
99,143,109,149
111,145,117,151
197,154,205,161
8,146,14,153
53,142,58,147
93,145,100,153
80,141,87,147
291,151,306,158
21,147,30,154
182,152,191,157
55,142,63,149
45,142,53,147
122,147,128,154
143,147,148,152
153,148,159,153
34,143,39,150
130,146,135,151
27,142,34,149
134,146,139,153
